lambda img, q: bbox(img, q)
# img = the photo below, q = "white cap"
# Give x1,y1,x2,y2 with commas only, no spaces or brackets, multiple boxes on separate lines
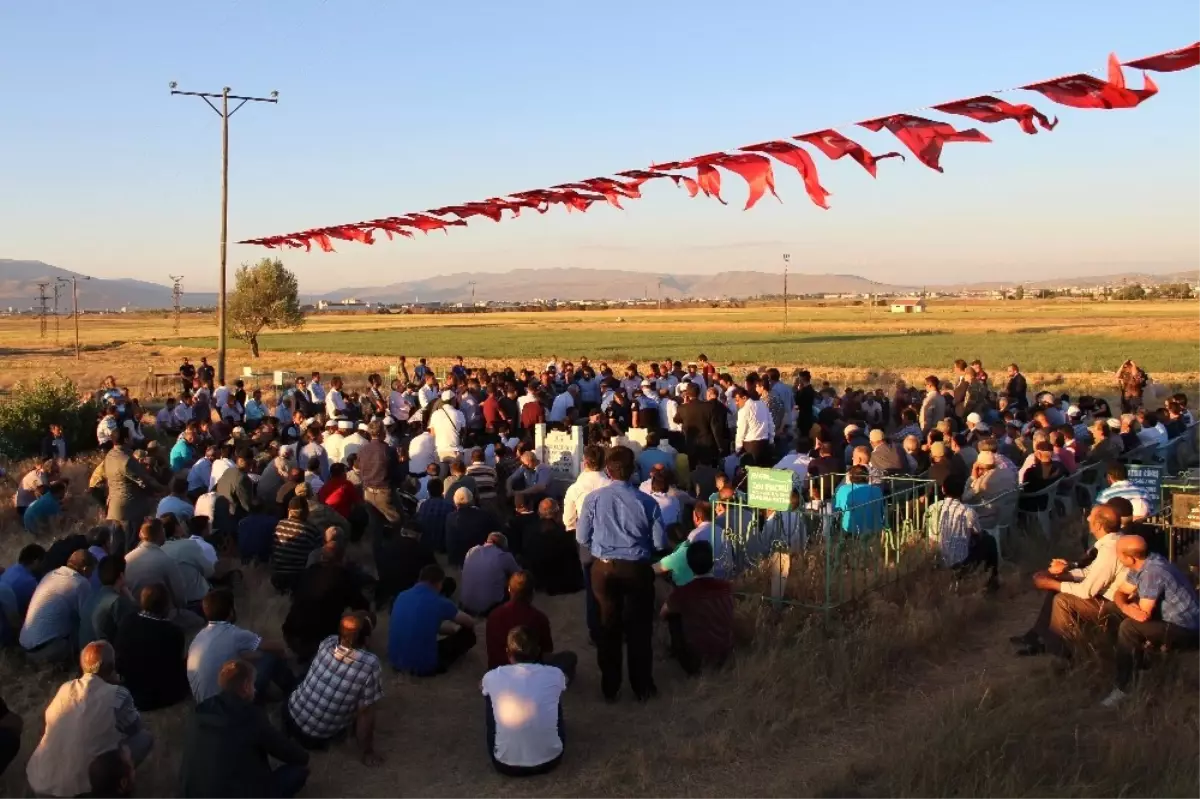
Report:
357,423,369,432
966,412,981,425
1067,405,1081,417
337,420,353,430
1106,417,1121,430
641,379,652,387
441,390,455,401
844,424,860,436
320,418,333,428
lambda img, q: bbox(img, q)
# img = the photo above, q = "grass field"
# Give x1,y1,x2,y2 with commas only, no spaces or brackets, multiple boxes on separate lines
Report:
0,299,1196,395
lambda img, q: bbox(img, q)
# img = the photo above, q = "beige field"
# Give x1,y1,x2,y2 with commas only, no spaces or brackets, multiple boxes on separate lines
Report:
1,299,1197,398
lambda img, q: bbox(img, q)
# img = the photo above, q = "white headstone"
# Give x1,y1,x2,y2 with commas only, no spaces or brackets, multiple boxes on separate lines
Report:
618,428,650,458
535,424,584,479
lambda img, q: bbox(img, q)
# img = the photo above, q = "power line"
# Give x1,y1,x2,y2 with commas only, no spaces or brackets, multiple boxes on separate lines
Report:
35,282,51,339
170,82,278,385
170,275,185,334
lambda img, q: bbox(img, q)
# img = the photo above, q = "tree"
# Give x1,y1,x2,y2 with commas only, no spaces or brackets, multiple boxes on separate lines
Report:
1112,282,1147,301
1013,284,1025,300
1148,282,1195,300
228,257,304,357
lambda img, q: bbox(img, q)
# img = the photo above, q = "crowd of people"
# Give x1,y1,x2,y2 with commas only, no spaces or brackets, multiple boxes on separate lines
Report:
0,351,1196,796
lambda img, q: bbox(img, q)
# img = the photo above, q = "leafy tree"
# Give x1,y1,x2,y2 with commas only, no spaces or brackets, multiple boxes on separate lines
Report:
1013,285,1025,300
1148,282,1195,300
1112,283,1147,301
0,375,101,458
228,257,304,357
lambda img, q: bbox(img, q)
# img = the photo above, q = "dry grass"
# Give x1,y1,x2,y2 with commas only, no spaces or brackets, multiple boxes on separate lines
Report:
0,454,1196,797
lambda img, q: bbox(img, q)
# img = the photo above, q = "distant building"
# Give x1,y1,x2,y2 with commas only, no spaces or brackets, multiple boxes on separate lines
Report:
890,299,926,314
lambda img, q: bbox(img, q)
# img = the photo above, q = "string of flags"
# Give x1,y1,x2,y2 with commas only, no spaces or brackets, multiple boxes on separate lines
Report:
239,42,1199,253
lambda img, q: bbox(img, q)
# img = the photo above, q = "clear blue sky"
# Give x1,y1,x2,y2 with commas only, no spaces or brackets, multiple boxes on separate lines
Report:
1,1,1197,292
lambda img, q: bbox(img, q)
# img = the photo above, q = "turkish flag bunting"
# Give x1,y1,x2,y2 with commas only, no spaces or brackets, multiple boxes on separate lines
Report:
310,233,335,253
402,214,468,234
1023,53,1158,109
740,140,831,209
793,129,904,177
708,153,779,210
554,182,626,209
367,219,417,239
932,96,1057,134
1123,42,1199,73
327,226,374,245
858,114,990,173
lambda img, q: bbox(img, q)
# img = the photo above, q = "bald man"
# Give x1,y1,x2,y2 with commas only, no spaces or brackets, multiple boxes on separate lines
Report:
1012,504,1129,657
1102,535,1200,707
26,641,154,797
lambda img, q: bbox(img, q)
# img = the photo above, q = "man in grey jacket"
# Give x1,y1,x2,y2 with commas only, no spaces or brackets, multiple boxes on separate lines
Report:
105,427,162,553
1011,503,1127,657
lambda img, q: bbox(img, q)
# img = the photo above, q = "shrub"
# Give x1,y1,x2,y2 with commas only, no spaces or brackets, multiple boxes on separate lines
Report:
0,375,101,459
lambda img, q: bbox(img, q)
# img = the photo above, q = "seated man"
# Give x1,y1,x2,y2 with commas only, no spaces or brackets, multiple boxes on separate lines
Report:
188,589,294,705
461,533,521,617
80,554,137,647
445,489,494,567
20,549,95,666
506,452,552,513
1101,535,1200,707
485,571,578,680
482,626,569,777
521,498,584,596
24,479,68,534
660,541,734,675
26,641,154,798
284,612,384,766
372,524,438,611
927,474,999,589
113,584,190,711
283,541,371,663
1012,504,1126,657
389,563,476,676
1095,461,1154,521
415,478,455,553
0,543,45,645
124,519,204,632
182,659,311,798
270,497,323,593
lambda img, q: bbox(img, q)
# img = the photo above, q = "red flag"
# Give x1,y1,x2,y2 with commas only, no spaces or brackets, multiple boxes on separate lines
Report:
1123,42,1199,73
366,219,416,239
858,114,990,173
932,96,1057,135
695,164,725,204
310,233,335,253
327,226,374,245
400,214,468,234
794,129,904,177
429,203,504,222
668,174,699,197
1023,53,1157,109
706,153,778,210
740,140,831,209
554,182,626,209
285,238,311,252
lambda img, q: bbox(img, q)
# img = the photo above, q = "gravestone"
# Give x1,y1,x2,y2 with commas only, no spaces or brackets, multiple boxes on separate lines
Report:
535,424,584,480
1126,463,1163,515
1171,492,1200,530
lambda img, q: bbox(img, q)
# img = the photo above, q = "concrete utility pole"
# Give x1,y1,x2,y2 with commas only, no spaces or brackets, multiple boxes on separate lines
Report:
170,82,278,385
170,275,184,334
468,280,477,314
56,276,88,359
782,253,791,331
52,281,62,344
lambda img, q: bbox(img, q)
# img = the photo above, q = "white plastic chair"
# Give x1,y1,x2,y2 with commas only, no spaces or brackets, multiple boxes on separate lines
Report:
1018,479,1062,539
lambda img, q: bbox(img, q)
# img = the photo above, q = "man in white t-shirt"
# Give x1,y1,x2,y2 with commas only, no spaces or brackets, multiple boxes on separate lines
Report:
430,391,465,460
481,626,567,777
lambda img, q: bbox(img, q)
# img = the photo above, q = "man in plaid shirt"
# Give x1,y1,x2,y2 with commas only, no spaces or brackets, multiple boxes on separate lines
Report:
284,612,384,766
928,474,999,589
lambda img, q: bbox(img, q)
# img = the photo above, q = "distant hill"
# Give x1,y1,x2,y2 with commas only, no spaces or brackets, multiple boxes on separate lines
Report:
317,268,912,304
0,260,217,311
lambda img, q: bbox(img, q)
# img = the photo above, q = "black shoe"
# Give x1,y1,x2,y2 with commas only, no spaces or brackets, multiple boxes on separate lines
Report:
1015,642,1045,657
633,685,659,702
1009,632,1037,646
602,691,620,704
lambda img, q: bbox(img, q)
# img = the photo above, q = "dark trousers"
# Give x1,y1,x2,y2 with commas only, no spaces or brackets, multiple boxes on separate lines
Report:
952,533,999,579
742,439,771,467
282,703,346,750
1115,617,1200,690
1031,591,1118,656
434,625,477,674
591,559,656,699
271,763,310,798
485,697,564,777
582,560,600,643
253,651,297,702
665,613,702,676
0,724,20,778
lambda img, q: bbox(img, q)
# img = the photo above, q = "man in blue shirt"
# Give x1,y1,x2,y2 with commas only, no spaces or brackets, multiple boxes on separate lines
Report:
169,425,199,472
577,445,666,702
24,482,67,534
0,544,45,644
636,430,675,482
388,564,476,676
1102,535,1200,707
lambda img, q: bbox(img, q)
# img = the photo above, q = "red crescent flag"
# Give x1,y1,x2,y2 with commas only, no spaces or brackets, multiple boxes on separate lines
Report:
858,114,990,173
286,238,312,252
1123,42,1199,72
554,182,626,209
651,154,729,204
932,96,1057,135
1023,53,1158,109
402,214,468,234
327,226,374,245
667,174,699,197
740,140,831,209
794,129,904,178
364,219,416,240
706,153,778,210
309,233,335,253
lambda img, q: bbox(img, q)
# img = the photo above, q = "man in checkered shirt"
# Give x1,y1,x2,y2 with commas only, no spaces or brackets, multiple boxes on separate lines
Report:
284,612,384,766
928,473,999,588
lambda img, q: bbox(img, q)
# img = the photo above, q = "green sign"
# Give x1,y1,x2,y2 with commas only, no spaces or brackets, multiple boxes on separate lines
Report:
746,467,794,511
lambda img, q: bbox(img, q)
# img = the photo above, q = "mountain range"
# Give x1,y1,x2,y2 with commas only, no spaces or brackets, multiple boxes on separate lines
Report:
0,259,1194,309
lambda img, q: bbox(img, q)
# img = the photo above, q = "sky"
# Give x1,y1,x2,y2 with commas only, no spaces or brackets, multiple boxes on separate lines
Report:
1,1,1198,292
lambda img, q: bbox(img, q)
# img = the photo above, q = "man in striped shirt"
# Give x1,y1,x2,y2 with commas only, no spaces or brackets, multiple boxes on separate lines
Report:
1094,462,1154,520
271,497,322,592
928,474,998,588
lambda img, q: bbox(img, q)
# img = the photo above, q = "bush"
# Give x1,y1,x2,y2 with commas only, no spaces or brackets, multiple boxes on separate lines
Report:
0,375,101,459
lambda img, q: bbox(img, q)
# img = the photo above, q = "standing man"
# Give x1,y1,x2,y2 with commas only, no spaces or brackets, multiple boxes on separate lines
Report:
733,388,774,467
358,420,399,526
919,375,945,434
104,428,161,553
179,357,197,394
576,446,666,702
1005,363,1029,410
674,383,724,470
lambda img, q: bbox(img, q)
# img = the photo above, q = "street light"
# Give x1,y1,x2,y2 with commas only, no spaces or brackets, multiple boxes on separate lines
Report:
56,275,89,359
170,81,278,385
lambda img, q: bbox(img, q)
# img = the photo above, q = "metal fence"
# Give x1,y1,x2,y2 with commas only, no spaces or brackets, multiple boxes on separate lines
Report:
715,474,939,615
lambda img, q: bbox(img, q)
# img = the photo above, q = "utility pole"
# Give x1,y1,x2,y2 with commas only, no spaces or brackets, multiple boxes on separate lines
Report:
170,275,185,334
56,276,88,359
657,278,662,310
468,280,477,314
35,282,51,338
782,253,791,331
170,82,278,386
52,281,62,344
